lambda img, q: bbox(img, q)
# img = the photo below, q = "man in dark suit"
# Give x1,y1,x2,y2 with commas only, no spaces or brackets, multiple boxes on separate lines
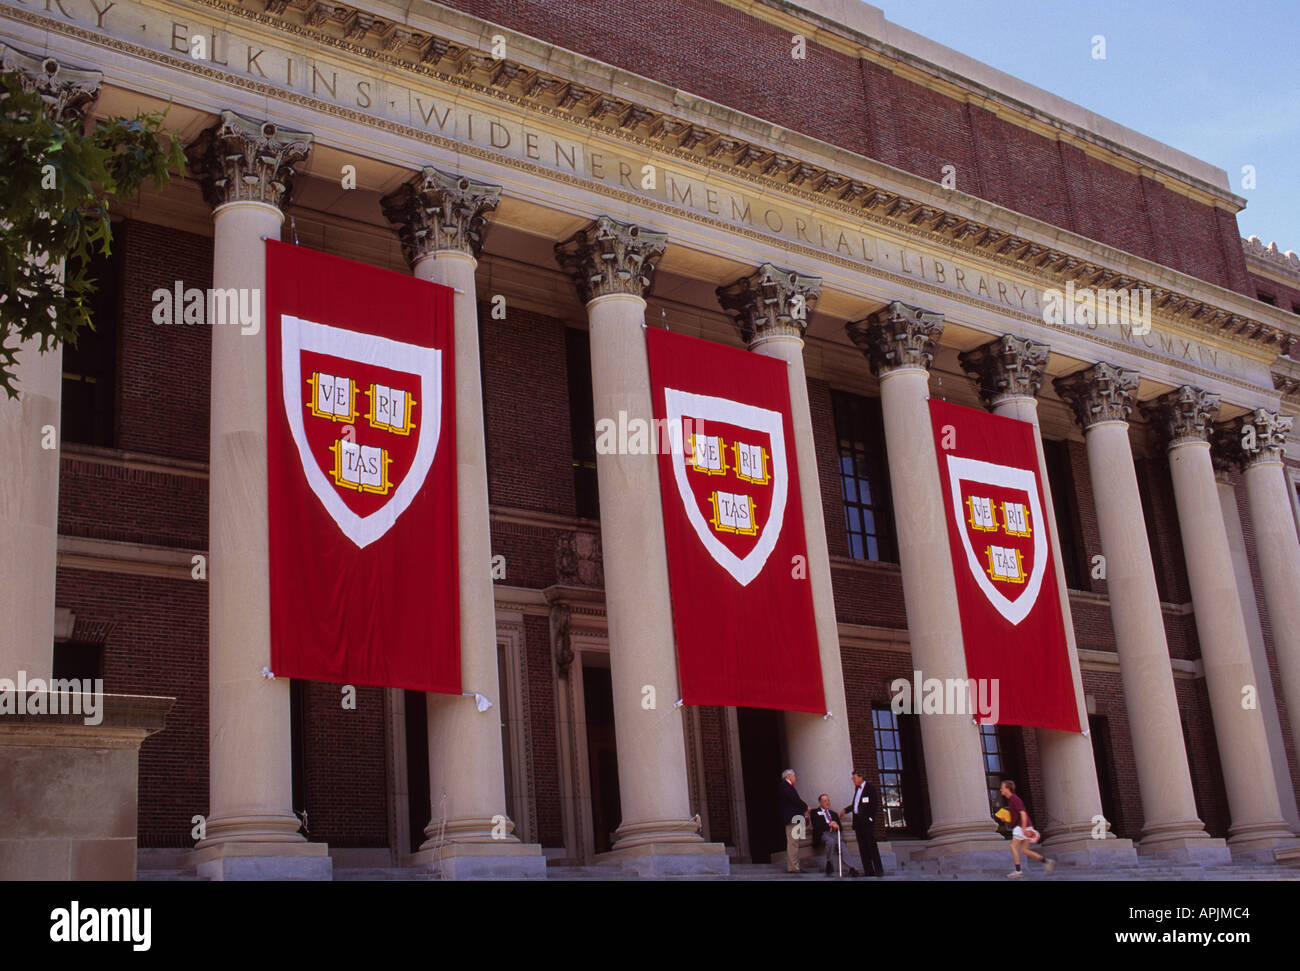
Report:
843,769,884,877
810,794,845,877
777,768,808,873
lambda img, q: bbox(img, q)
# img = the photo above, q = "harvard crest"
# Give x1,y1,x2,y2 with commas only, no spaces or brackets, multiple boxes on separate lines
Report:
280,314,442,548
663,388,788,586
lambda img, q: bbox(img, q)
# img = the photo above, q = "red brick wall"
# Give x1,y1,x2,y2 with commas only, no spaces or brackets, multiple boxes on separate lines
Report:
116,221,212,461
1249,272,1300,316
298,682,389,847
481,305,577,516
439,0,1250,291
54,567,209,849
58,458,207,548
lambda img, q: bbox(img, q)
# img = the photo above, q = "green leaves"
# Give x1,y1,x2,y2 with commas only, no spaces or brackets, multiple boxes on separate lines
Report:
0,70,185,397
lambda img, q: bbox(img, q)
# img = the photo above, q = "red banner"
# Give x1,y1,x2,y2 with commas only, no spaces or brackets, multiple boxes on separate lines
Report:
266,240,460,693
929,399,1080,732
646,327,824,712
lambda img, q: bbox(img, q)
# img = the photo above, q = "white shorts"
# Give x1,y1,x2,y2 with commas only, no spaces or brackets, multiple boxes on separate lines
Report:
1012,826,1028,840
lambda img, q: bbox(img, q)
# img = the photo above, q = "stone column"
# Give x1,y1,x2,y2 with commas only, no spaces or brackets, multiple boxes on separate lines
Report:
716,264,855,814
1053,364,1227,862
0,48,101,683
1220,410,1300,790
381,168,544,878
1143,388,1295,858
555,217,727,876
186,112,329,879
1209,450,1300,835
959,336,1136,865
846,301,1004,868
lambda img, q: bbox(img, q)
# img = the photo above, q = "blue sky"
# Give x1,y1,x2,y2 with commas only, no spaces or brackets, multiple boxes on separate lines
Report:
878,0,1299,252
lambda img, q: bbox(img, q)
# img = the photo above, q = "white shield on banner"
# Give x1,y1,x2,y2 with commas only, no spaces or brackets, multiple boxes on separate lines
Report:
945,455,1047,625
663,387,788,587
280,314,442,549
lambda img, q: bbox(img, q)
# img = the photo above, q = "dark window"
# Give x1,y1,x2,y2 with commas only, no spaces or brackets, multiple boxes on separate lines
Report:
872,707,908,831
832,390,896,561
1042,439,1087,589
289,680,309,838
60,228,123,447
564,327,599,520
1257,292,1276,306
1089,714,1122,838
52,641,102,683
979,723,1004,817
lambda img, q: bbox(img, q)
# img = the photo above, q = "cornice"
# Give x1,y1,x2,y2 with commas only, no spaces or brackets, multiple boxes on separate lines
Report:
10,0,1295,362
1243,235,1300,293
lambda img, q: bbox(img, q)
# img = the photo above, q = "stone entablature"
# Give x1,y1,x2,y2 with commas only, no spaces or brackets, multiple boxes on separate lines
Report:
5,0,1296,374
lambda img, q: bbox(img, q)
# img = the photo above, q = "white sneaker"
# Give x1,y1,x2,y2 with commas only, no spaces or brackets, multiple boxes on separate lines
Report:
1006,870,1023,879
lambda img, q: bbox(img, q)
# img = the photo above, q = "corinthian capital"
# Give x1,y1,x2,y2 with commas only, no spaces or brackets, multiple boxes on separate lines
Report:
1052,362,1139,429
716,263,822,346
380,167,501,265
554,216,667,303
1216,409,1293,468
958,334,1050,407
187,111,312,211
845,301,945,376
0,45,102,125
1142,385,1220,449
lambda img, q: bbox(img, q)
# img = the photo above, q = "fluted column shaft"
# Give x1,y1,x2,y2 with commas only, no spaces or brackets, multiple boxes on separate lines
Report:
0,48,103,682
1055,364,1219,859
555,218,720,867
1148,390,1293,852
718,264,855,812
848,303,1001,856
382,168,519,846
959,335,1121,858
1231,411,1300,781
188,113,317,862
1214,469,1300,833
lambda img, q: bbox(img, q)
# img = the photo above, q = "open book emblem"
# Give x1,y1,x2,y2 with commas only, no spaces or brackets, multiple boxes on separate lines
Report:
663,388,788,587
946,456,1047,625
280,314,442,548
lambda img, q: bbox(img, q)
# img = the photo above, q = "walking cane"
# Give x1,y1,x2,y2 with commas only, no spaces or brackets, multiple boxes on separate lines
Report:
838,827,842,878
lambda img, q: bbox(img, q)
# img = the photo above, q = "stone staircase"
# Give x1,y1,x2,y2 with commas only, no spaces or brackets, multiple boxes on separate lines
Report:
137,854,1300,881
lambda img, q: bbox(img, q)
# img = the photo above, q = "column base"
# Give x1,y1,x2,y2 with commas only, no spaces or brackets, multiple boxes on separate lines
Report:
1226,831,1300,864
189,841,332,880
610,816,710,850
1040,834,1139,867
913,836,1013,872
408,840,547,879
1136,835,1231,865
594,841,730,877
